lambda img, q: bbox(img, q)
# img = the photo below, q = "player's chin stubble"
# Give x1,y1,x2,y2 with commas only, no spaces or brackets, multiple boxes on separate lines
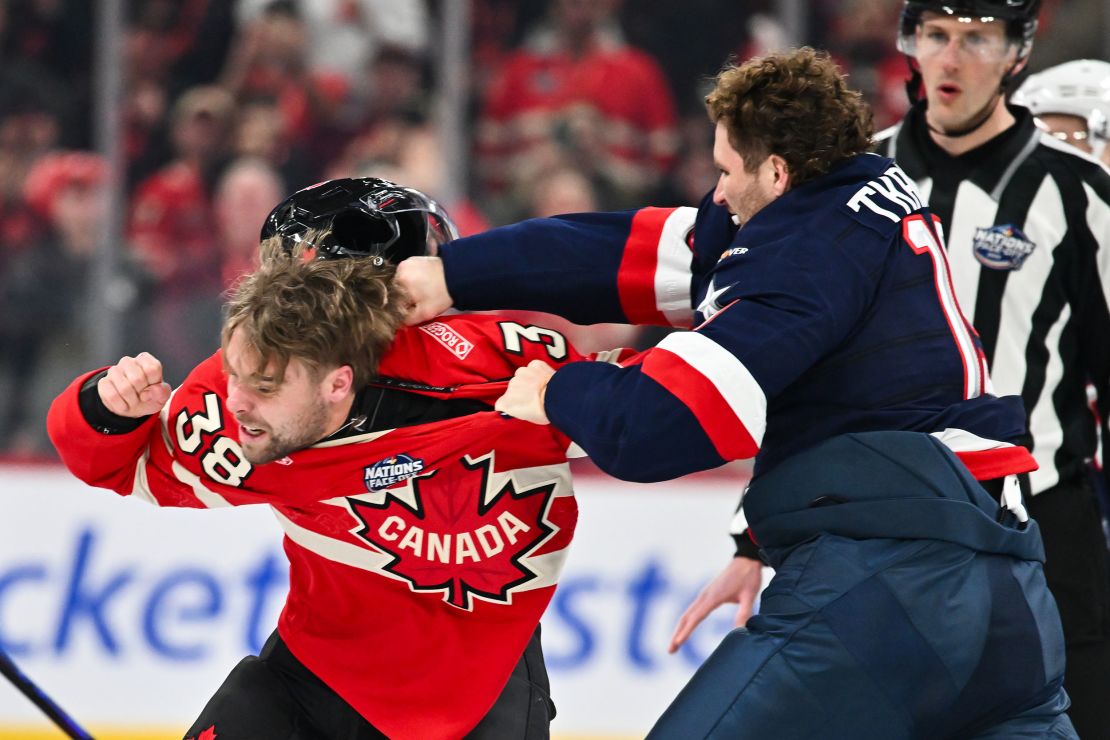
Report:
243,404,331,465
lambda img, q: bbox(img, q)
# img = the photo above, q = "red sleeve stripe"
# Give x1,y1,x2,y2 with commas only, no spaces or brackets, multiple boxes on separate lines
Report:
641,337,763,461
930,427,1039,480
954,446,1038,480
655,331,767,447
617,207,696,327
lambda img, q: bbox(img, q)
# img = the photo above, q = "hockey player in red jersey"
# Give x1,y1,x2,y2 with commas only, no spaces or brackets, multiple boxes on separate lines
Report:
47,179,623,739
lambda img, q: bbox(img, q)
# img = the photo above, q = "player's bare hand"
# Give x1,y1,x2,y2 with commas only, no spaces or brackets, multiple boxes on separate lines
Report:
494,360,554,424
395,256,453,325
668,555,764,654
97,352,172,418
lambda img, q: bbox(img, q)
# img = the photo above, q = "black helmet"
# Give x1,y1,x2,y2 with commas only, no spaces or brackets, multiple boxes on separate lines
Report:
898,0,1041,61
261,177,459,262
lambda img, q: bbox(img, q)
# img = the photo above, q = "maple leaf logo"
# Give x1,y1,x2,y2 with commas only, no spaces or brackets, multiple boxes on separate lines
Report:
347,453,557,610
185,726,217,740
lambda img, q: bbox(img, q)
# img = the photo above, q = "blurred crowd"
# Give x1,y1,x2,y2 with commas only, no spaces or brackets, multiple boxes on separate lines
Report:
0,0,1102,456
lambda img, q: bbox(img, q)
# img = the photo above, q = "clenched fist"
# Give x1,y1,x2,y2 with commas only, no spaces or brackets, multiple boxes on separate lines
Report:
395,256,453,325
97,352,172,418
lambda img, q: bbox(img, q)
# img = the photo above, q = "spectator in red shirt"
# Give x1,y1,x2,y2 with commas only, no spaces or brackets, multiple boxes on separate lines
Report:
475,0,679,218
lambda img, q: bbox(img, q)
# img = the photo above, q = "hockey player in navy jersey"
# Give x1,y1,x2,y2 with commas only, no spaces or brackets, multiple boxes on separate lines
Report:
397,48,1077,738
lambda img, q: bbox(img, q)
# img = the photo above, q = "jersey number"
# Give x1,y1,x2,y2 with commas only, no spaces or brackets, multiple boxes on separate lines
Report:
903,215,984,399
498,322,568,361
175,393,253,487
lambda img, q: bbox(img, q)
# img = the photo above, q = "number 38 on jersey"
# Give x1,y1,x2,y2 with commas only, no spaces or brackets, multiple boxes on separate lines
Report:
175,393,253,487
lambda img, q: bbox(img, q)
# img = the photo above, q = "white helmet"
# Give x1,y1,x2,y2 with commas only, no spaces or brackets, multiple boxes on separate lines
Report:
1013,59,1110,158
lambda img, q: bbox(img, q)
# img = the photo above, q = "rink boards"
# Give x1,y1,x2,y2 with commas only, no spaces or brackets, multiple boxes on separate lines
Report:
0,462,753,739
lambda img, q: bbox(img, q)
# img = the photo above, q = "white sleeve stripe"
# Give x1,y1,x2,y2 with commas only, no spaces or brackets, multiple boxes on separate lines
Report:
930,427,1016,452
170,460,233,508
591,348,628,365
1027,304,1071,493
129,451,160,506
656,331,767,445
1084,182,1110,313
655,207,697,327
274,507,399,572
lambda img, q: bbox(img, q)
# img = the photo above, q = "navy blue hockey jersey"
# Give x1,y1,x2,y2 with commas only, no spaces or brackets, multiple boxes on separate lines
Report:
441,153,1034,482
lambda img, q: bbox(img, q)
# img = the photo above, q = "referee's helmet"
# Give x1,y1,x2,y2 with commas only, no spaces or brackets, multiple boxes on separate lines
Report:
898,0,1042,62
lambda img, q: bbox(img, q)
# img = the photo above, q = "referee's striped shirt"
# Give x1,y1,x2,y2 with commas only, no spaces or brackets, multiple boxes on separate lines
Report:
875,103,1110,495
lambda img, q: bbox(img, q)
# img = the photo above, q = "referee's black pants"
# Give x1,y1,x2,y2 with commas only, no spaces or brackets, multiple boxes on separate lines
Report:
183,626,554,740
1028,474,1110,740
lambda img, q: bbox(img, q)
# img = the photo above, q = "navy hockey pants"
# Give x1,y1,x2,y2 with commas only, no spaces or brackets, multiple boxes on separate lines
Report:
648,535,1077,739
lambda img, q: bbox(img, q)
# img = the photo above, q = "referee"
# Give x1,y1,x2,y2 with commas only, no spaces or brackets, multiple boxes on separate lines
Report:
878,1,1110,736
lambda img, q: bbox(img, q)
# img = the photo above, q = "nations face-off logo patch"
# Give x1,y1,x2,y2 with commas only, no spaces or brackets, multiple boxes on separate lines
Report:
348,455,558,610
973,224,1036,270
364,454,426,491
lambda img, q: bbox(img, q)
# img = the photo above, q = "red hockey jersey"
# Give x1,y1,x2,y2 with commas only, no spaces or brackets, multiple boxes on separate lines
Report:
48,315,615,739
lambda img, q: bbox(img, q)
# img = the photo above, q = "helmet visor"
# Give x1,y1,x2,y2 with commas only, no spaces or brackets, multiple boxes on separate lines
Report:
900,13,1016,62
365,186,460,256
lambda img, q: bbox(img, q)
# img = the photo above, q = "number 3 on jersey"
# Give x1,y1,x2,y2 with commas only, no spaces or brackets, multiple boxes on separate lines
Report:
499,322,568,361
175,393,253,486
903,215,986,399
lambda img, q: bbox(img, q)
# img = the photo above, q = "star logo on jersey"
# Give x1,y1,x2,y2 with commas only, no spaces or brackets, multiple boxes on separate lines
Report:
972,224,1036,270
347,454,557,610
697,277,732,320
